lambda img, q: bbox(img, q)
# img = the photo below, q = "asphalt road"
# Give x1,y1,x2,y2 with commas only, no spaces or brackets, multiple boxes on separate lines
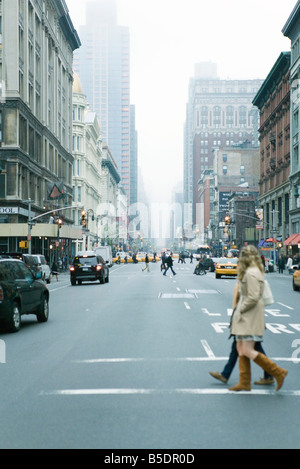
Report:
0,261,299,449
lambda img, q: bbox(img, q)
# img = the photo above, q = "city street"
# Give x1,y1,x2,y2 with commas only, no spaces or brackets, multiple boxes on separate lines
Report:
0,261,299,449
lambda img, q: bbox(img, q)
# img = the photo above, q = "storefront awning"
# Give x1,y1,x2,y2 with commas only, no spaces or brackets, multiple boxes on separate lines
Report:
266,237,279,243
283,233,300,246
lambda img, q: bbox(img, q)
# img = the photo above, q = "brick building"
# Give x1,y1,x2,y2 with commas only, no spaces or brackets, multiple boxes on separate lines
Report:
252,52,291,243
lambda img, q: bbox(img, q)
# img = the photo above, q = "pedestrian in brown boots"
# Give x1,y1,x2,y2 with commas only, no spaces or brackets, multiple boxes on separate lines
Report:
229,245,288,392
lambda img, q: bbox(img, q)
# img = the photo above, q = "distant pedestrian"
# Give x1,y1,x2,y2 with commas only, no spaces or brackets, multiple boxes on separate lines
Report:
161,252,166,271
163,255,176,276
278,254,285,274
229,245,287,392
190,253,193,263
142,254,150,272
51,261,59,281
286,256,293,274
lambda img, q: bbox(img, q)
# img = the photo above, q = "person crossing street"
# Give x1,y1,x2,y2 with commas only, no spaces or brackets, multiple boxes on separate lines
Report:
163,254,176,276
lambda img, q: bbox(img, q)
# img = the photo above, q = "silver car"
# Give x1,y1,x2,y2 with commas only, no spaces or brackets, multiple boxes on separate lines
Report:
32,255,51,284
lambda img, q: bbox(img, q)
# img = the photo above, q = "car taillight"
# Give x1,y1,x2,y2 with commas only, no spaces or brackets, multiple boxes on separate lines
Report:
0,286,3,302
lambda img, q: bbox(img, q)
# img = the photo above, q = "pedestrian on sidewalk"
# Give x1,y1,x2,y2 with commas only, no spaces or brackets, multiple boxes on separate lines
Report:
286,256,293,275
278,254,285,274
229,245,287,392
142,254,150,272
209,281,274,385
163,254,176,276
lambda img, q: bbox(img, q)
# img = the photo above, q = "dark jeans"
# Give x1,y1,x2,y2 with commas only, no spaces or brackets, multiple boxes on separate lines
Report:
163,266,176,275
222,339,272,380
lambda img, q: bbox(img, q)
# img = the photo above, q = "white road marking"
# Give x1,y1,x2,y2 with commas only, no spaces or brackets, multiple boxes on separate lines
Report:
40,388,300,397
74,356,300,364
201,340,216,358
187,289,219,294
49,284,70,292
277,302,294,311
160,293,196,299
201,307,221,317
184,302,191,310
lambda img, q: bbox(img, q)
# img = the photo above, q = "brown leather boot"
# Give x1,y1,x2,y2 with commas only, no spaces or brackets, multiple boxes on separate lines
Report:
229,356,251,392
254,352,288,391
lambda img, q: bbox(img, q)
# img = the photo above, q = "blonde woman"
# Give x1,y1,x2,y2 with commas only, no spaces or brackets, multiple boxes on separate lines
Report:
229,245,288,392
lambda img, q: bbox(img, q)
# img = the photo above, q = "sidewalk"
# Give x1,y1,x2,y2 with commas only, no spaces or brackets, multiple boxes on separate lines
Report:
266,270,293,279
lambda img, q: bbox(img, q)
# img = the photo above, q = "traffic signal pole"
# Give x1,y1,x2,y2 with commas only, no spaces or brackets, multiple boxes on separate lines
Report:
26,204,75,255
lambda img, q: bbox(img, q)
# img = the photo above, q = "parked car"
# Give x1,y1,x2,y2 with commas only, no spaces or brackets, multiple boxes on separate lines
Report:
293,265,300,291
70,251,109,285
215,257,238,278
0,258,49,332
5,253,40,275
32,254,51,284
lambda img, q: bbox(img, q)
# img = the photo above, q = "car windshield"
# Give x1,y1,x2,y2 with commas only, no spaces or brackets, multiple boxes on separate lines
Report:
220,258,238,264
74,256,97,266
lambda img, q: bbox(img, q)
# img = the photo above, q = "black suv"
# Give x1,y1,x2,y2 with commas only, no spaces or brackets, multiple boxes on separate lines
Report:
70,251,109,286
0,258,49,332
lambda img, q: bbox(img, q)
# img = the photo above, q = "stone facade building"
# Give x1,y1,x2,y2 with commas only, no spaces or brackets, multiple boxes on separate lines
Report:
184,62,263,230
0,0,80,255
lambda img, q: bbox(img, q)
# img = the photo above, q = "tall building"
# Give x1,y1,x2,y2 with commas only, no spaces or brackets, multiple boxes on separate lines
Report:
0,0,81,255
74,0,136,204
283,2,300,242
184,62,263,230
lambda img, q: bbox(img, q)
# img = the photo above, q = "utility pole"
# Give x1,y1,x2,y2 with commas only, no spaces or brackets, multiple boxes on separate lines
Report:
272,209,278,272
25,199,33,254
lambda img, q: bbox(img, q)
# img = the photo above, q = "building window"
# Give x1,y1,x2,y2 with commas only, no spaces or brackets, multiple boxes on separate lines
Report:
223,165,227,174
7,163,17,196
240,165,245,174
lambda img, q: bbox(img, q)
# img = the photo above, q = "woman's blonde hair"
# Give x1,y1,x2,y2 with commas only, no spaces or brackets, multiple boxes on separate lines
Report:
237,245,264,280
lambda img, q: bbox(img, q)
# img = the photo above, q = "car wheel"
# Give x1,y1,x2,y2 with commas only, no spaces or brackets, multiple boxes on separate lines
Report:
36,295,49,323
293,280,299,291
71,279,76,286
105,273,109,283
216,274,221,279
100,274,105,284
9,302,21,333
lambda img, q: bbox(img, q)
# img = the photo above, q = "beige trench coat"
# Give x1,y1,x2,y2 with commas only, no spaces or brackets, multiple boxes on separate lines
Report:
231,266,265,336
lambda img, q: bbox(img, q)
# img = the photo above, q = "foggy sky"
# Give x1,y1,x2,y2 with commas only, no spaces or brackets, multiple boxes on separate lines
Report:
67,0,296,203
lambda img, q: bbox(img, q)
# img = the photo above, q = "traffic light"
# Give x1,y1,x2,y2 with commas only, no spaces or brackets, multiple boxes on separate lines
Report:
81,210,87,227
224,216,231,225
58,218,63,229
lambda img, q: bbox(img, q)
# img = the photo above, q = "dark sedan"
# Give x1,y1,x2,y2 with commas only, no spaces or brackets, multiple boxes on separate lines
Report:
0,259,49,332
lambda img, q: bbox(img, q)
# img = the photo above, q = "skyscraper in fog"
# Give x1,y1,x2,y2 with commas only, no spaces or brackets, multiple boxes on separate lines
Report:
74,0,135,203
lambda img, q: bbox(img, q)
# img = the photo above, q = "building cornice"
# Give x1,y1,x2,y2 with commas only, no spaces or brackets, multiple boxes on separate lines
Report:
282,0,300,38
253,52,291,109
50,0,81,51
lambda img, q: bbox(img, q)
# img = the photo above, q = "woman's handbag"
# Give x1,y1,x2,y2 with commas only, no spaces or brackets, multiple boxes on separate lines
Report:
263,279,274,306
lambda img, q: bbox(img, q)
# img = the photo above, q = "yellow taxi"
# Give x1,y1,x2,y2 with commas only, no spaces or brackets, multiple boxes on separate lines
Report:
215,257,238,279
293,265,300,291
